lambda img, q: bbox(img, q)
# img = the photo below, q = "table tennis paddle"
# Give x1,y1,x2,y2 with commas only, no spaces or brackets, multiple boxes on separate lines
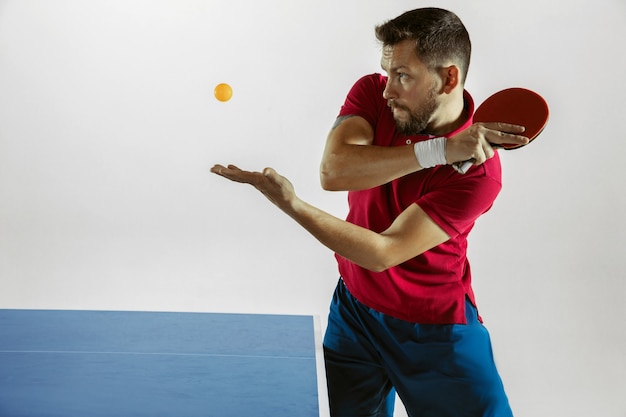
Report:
453,87,549,174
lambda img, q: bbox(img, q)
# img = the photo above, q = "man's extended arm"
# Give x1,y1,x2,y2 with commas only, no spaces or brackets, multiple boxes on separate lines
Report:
211,164,449,272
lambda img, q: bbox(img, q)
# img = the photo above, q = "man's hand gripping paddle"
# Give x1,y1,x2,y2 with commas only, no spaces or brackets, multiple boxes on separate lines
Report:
453,87,550,174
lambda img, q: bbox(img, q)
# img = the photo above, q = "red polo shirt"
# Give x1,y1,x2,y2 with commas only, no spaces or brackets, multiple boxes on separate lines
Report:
335,74,502,324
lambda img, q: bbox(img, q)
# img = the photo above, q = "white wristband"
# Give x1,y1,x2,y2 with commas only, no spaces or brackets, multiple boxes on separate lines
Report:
413,137,447,168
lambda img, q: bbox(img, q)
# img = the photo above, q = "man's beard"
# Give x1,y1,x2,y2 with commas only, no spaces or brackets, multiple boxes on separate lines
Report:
391,87,438,136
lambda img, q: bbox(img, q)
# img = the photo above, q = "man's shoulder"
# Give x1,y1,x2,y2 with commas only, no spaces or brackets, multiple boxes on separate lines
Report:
355,73,387,88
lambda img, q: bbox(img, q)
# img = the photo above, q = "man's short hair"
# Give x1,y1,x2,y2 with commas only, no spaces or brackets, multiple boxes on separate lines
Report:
375,8,472,83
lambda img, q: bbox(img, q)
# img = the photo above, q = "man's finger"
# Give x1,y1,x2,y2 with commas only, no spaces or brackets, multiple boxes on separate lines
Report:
487,130,529,146
479,122,526,133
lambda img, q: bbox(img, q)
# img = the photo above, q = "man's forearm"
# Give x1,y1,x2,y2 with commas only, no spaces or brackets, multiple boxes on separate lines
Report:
319,143,422,191
283,197,392,272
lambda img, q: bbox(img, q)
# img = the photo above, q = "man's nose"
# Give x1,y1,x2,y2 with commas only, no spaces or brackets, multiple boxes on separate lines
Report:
382,80,396,100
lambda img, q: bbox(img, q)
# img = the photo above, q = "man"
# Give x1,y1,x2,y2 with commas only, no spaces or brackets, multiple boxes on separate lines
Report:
212,8,525,417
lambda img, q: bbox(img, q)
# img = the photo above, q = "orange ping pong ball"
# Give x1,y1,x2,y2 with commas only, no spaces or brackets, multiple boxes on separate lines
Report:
214,83,233,102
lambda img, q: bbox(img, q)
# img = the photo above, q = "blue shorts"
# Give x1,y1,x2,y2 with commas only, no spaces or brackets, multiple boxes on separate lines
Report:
323,279,513,417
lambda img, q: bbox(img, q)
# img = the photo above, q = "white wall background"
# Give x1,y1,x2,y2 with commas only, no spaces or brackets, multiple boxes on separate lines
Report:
1,1,625,416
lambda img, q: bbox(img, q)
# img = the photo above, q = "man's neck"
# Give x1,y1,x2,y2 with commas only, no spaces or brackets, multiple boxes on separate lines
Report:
426,90,467,136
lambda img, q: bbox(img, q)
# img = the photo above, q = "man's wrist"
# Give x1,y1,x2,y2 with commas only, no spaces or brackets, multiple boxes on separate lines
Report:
413,137,447,168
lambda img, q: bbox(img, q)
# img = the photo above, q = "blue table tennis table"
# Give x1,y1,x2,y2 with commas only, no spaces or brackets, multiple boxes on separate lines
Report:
0,309,330,417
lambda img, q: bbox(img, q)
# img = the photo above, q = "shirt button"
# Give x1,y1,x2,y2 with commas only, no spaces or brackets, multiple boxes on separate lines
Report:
405,139,412,144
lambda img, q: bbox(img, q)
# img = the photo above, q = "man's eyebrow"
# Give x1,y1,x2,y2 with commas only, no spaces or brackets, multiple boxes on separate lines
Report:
380,63,410,73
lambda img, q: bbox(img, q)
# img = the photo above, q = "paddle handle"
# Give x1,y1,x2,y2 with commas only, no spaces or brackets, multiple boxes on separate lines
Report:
452,143,505,174
452,160,474,174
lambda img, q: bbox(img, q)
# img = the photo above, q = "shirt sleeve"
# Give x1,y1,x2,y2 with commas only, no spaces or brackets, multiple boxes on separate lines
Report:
338,74,386,128
417,160,503,238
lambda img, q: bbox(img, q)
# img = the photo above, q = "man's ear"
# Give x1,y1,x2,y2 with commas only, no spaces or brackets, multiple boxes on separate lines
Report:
438,65,460,94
